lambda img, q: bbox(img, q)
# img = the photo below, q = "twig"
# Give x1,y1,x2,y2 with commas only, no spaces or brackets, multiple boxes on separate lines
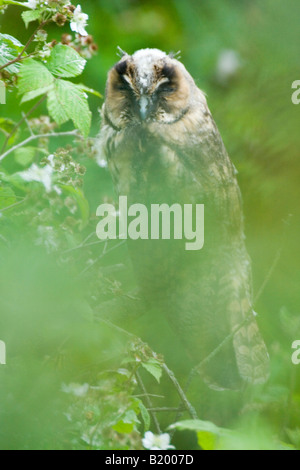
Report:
0,21,47,72
134,394,165,399
136,371,162,434
1,95,47,154
97,317,137,340
0,199,26,213
79,240,126,276
162,363,198,420
147,407,184,413
0,130,79,162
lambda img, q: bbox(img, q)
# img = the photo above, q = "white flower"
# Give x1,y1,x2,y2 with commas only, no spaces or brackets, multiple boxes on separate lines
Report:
27,0,39,9
19,164,53,193
70,5,89,37
39,45,51,60
142,432,175,450
62,383,89,397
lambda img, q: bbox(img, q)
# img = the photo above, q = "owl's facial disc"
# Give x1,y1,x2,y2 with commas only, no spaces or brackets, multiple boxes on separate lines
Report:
106,48,191,127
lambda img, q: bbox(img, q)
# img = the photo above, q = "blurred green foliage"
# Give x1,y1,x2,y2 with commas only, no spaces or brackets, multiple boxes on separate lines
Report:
0,0,299,450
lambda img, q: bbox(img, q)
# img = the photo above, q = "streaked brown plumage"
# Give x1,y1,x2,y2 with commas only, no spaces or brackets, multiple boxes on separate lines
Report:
98,48,269,389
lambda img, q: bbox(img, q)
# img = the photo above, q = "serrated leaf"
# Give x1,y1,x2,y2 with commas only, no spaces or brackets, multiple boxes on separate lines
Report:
47,79,91,136
47,44,86,78
47,82,69,125
0,35,23,73
22,10,41,28
0,34,24,51
19,59,54,95
21,86,53,104
141,359,163,383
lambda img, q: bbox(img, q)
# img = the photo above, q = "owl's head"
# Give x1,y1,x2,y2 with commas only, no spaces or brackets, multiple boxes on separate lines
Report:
104,48,197,129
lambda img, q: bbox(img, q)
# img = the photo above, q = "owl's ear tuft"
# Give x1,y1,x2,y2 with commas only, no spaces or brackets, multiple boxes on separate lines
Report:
115,60,128,76
161,64,176,81
116,46,128,58
169,50,181,60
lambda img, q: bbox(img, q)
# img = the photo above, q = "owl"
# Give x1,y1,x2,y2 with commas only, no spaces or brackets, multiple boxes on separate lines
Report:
98,48,269,389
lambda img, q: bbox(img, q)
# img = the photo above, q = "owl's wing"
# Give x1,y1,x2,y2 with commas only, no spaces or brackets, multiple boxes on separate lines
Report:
159,117,270,386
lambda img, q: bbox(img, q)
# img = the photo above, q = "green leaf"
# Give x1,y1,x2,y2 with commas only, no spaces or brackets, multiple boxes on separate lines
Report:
21,86,53,104
169,419,231,450
0,33,24,51
0,118,20,146
112,421,135,434
141,358,163,383
47,79,91,136
19,59,54,95
0,117,16,135
0,33,24,73
76,84,103,98
169,419,224,433
14,146,37,167
47,45,86,78
0,186,17,210
197,431,217,451
21,10,41,28
112,410,140,435
138,400,151,432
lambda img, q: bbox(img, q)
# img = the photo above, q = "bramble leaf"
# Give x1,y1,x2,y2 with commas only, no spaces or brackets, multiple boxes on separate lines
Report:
47,45,86,78
47,79,91,136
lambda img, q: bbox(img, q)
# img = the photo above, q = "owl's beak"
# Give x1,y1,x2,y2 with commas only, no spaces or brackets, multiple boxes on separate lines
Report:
139,95,151,121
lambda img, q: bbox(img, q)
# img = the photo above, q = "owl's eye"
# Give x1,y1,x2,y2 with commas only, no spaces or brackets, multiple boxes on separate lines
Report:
157,82,177,94
115,80,131,92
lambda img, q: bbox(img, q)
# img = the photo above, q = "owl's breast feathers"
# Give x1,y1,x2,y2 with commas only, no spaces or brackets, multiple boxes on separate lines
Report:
98,50,270,389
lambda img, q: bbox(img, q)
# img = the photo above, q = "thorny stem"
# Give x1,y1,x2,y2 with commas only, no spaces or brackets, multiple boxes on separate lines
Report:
97,316,198,429
0,130,80,162
162,364,198,420
136,371,162,435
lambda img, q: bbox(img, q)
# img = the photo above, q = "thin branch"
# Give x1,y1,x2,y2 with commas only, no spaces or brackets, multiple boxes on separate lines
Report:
1,95,47,154
136,371,162,435
254,248,282,304
0,199,26,213
79,240,126,276
162,364,198,420
147,407,184,413
0,130,79,162
133,394,165,399
0,21,47,72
